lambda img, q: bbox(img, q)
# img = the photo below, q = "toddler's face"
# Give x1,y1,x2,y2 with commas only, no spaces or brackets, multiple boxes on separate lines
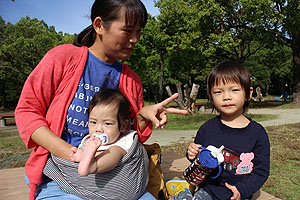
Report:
211,81,246,118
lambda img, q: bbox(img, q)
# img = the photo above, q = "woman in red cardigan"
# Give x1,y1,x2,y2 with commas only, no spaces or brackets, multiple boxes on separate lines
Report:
15,0,187,199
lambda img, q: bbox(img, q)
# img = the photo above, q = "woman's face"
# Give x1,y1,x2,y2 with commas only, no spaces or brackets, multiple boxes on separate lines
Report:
92,9,142,63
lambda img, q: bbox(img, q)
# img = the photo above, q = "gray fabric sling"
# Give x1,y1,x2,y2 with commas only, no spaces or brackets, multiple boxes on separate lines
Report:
43,133,149,200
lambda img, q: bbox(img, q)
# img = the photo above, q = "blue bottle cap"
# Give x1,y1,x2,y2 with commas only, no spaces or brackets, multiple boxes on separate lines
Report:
199,149,218,169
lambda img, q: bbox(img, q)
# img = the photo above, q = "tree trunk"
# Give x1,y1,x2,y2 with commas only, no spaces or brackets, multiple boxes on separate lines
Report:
292,36,300,105
166,86,185,109
265,84,269,96
166,83,200,113
158,53,164,102
189,83,200,113
0,81,7,110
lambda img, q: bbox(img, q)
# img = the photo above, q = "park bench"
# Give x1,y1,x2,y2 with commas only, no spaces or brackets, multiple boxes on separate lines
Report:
0,149,280,200
0,113,15,127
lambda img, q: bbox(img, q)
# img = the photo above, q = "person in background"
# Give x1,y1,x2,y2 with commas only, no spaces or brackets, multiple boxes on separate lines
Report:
15,0,187,199
281,84,289,103
166,61,270,200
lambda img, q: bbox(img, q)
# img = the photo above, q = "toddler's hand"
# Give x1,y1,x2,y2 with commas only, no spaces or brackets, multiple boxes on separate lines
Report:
187,143,202,160
225,183,241,200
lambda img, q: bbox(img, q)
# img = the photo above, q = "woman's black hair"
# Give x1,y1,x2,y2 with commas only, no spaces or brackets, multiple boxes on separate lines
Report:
73,0,148,47
88,89,130,130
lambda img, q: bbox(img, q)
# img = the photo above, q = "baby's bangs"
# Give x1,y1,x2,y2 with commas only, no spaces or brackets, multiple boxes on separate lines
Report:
124,1,147,27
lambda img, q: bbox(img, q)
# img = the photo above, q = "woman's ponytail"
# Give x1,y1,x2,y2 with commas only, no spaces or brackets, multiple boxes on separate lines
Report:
73,25,96,47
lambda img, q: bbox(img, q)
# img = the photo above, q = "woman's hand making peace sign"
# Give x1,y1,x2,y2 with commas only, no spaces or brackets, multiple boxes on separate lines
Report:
137,93,189,131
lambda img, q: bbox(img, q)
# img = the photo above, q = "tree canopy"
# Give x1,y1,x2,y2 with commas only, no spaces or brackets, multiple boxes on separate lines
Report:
127,0,295,103
0,16,74,108
0,0,298,107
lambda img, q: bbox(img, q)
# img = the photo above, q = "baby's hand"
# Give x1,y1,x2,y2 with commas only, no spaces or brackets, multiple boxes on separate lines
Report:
70,147,84,162
187,143,202,160
225,183,241,200
87,136,102,148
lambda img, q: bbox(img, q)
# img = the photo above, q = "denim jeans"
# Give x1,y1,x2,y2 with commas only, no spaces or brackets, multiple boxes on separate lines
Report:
25,175,155,200
177,188,252,200
177,188,213,200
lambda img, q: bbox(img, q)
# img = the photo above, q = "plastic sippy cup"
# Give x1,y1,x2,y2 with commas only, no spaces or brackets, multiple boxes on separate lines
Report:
183,145,224,186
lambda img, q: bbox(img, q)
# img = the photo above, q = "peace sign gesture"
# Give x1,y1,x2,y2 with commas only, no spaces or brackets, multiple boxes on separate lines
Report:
137,93,189,130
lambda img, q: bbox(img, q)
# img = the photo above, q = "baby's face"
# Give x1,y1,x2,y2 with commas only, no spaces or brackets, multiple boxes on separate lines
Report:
88,104,120,144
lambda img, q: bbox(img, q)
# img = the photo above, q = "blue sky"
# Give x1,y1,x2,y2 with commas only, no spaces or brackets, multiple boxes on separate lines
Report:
0,0,159,34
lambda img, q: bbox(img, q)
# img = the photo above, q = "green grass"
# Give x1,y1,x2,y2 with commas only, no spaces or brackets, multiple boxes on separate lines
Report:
0,132,31,169
165,112,278,130
250,97,300,109
261,124,300,200
165,113,216,130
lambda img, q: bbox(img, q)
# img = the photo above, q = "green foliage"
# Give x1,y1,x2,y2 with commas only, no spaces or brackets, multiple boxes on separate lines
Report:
1,0,299,105
1,16,62,75
156,0,225,81
241,0,300,102
0,16,74,107
246,43,292,95
127,0,295,102
58,33,76,45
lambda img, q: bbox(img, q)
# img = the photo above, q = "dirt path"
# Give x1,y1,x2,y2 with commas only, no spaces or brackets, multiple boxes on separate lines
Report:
247,107,300,127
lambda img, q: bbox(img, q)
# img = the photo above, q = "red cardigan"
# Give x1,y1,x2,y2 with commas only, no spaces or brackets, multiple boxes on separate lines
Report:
15,44,152,200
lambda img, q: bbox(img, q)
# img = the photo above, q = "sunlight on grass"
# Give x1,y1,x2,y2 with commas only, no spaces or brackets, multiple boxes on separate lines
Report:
261,124,300,199
0,133,31,169
165,113,216,130
165,112,278,130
